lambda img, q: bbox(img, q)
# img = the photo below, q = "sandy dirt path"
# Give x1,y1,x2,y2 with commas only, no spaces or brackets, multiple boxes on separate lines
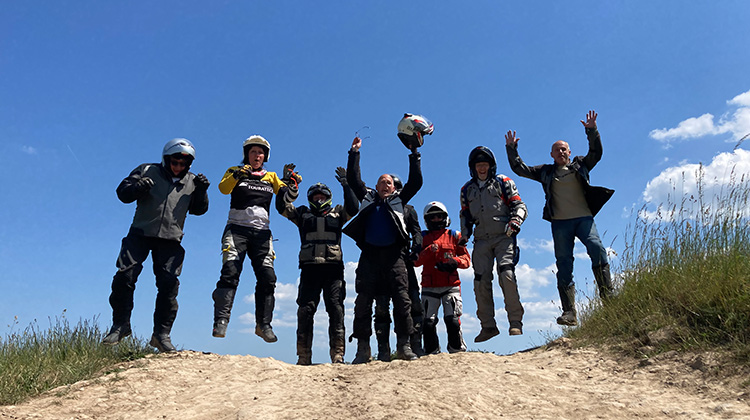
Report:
2,340,748,420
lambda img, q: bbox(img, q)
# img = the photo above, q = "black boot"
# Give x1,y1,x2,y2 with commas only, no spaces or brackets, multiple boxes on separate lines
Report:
395,335,418,361
255,324,278,343
422,318,440,354
445,316,466,353
593,264,614,300
149,333,177,353
375,322,391,362
212,318,228,338
352,339,371,364
102,323,131,346
330,334,345,364
212,287,236,337
410,315,425,357
556,285,578,326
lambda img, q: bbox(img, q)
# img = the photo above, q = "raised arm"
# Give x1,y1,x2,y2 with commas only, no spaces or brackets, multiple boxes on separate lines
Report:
505,130,544,183
399,151,423,205
335,166,359,221
580,110,603,170
346,137,368,201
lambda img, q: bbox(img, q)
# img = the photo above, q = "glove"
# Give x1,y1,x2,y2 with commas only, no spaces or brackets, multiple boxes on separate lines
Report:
505,217,522,237
233,165,251,180
282,163,302,187
457,236,468,247
436,258,459,273
135,177,154,195
335,167,347,185
193,173,210,191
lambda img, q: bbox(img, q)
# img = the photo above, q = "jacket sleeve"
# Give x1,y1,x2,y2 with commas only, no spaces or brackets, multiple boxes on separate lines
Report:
116,164,149,204
459,183,473,240
405,206,423,252
581,127,603,170
276,185,300,224
188,175,209,216
399,151,423,205
453,231,471,269
346,150,368,202
501,176,528,223
341,182,359,222
506,144,544,183
218,167,240,195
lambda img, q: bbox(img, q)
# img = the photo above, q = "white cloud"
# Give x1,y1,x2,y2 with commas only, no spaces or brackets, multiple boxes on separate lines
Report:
649,113,718,141
517,238,554,254
21,145,37,155
729,90,750,107
514,263,555,299
639,148,750,221
649,89,750,145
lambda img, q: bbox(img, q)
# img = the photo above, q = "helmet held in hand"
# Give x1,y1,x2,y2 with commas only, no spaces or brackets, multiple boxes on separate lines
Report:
397,113,433,150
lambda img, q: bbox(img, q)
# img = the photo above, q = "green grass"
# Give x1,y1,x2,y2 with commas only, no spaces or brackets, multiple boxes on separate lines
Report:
0,312,154,405
568,167,750,366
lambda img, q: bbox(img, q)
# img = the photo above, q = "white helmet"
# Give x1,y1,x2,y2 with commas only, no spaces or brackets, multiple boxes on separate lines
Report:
162,138,196,166
243,135,270,162
397,113,434,149
423,201,450,230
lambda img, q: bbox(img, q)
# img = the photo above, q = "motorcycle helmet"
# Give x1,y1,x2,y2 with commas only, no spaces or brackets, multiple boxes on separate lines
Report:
162,138,195,175
468,146,497,180
243,135,270,163
423,201,451,231
397,113,433,149
307,182,332,212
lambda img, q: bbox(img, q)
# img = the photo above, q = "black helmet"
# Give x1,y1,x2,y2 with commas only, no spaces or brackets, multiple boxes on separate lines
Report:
423,201,451,231
468,146,497,180
389,173,403,191
307,182,332,212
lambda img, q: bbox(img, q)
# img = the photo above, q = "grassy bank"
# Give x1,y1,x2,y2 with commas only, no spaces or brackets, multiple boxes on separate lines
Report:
0,313,154,405
569,169,750,365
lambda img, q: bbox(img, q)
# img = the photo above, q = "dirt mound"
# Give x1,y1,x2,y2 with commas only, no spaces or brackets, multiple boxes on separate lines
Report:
2,341,749,419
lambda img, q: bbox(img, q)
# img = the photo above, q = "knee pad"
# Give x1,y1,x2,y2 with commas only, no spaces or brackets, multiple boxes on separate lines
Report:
498,264,515,274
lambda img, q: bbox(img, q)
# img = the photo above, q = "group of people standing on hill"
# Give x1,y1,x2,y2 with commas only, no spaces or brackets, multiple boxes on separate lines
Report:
101,110,615,365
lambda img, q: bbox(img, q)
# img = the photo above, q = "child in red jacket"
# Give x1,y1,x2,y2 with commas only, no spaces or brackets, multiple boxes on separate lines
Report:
414,201,471,354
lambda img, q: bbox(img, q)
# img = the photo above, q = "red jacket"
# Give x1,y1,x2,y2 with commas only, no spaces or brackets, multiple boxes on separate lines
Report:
415,229,471,288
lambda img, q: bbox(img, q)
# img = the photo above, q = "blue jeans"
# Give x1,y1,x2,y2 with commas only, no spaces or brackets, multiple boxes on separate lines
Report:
551,216,608,292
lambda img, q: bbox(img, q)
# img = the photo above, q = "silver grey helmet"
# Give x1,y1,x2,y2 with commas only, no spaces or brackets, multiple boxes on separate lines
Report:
162,138,196,166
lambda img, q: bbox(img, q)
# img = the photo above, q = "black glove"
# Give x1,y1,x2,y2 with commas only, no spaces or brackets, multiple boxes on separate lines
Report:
335,166,347,185
135,177,154,195
282,163,302,186
193,173,210,191
436,258,459,272
457,236,468,247
505,217,522,237
233,165,251,180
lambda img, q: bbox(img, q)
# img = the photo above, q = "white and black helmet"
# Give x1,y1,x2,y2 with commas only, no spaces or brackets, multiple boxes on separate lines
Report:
243,135,271,163
397,113,434,149
162,138,196,166
423,201,451,230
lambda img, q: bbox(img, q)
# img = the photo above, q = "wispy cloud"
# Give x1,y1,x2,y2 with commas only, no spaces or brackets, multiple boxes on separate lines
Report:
21,145,37,155
649,89,750,145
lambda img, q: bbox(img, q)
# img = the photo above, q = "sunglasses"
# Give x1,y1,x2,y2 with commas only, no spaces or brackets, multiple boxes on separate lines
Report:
170,159,187,168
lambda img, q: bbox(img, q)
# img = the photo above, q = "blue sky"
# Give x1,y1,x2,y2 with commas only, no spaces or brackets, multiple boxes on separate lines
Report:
2,2,749,364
